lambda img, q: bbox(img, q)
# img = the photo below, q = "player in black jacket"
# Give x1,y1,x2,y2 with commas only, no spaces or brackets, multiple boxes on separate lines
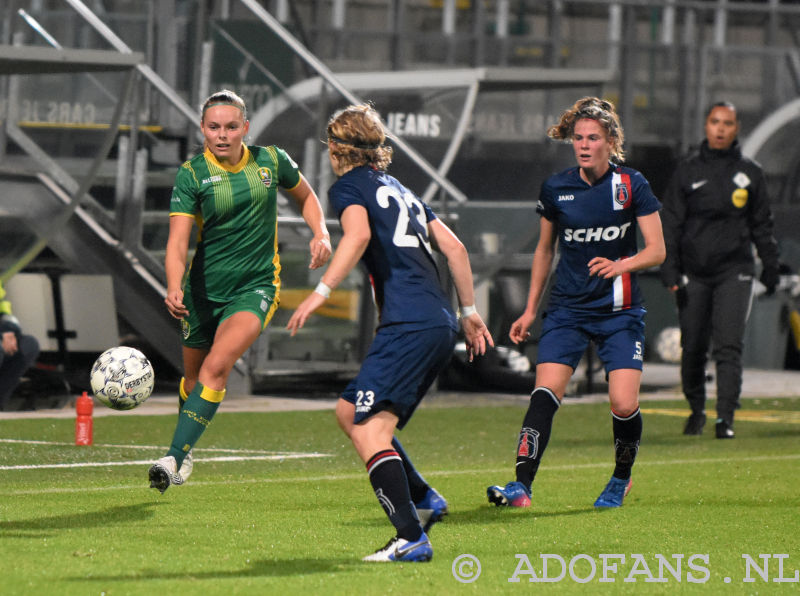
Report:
661,101,779,438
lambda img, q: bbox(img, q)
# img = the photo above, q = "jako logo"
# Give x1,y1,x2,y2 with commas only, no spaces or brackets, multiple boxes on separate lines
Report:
564,223,632,242
558,194,575,201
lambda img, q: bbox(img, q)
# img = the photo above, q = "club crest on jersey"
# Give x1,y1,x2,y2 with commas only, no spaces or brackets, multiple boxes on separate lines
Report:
611,172,632,211
257,167,273,187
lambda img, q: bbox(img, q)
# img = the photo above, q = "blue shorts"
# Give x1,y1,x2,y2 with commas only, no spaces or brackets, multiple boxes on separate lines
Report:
536,307,646,373
342,325,457,429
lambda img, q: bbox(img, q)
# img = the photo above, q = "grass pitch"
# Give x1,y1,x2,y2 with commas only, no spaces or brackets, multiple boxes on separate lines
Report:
1,395,798,595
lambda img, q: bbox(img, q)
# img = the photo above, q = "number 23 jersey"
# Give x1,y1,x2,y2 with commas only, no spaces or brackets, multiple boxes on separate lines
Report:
537,164,661,312
329,165,457,332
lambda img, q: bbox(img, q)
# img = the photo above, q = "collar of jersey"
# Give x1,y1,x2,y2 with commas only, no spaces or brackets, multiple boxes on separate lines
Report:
204,144,250,173
573,162,616,186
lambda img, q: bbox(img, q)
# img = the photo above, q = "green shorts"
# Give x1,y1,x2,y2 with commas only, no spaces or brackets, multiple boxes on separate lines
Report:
180,285,279,349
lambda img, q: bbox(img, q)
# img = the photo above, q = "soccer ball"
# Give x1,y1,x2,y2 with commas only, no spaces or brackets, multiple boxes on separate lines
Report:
90,346,154,410
654,326,682,364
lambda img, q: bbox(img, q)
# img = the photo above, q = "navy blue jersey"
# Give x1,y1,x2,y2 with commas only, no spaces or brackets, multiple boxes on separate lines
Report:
537,164,661,312
328,165,457,331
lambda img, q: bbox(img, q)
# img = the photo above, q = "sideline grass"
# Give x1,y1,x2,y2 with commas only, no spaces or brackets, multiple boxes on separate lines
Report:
1,397,798,595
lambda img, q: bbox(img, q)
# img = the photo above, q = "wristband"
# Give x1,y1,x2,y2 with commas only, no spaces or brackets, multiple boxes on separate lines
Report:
314,281,332,299
460,305,477,318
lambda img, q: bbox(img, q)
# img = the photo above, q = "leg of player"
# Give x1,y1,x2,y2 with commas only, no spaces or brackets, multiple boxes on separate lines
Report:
594,368,642,508
176,377,193,481
337,401,431,563
487,363,571,508
391,436,448,532
149,312,261,493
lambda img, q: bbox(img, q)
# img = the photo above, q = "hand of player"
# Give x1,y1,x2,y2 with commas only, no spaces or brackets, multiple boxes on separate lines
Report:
164,289,189,319
587,256,622,279
461,312,494,362
509,312,535,345
309,234,332,269
286,291,327,336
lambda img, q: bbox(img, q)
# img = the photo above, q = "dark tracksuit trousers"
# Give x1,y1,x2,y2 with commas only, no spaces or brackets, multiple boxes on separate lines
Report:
677,273,753,424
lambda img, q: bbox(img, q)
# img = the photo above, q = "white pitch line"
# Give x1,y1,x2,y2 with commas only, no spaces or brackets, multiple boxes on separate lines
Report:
2,453,798,497
0,438,298,454
0,453,330,471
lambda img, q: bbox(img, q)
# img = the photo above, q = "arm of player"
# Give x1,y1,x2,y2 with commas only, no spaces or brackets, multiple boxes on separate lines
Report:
286,175,332,269
164,214,193,319
587,211,666,279
428,218,494,361
509,217,557,345
286,205,370,336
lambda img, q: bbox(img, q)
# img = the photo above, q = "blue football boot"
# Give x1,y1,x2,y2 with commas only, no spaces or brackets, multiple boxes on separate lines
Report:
594,476,633,508
415,487,449,532
486,481,531,507
362,532,433,562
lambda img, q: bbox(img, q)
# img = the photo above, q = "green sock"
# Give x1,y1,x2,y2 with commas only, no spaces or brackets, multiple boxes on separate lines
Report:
166,382,224,467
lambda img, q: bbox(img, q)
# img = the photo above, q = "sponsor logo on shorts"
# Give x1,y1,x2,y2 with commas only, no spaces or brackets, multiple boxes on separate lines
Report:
181,319,190,340
260,299,268,312
355,389,376,414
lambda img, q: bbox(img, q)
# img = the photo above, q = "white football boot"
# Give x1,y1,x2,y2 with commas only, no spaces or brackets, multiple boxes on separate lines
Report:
148,455,185,494
178,450,193,482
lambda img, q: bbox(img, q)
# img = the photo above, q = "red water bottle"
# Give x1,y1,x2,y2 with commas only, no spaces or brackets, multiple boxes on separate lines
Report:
75,391,93,445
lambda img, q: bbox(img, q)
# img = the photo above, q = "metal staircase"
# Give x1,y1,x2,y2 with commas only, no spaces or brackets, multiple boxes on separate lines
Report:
0,42,186,371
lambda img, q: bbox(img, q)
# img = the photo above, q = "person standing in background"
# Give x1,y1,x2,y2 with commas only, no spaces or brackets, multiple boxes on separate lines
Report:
660,101,779,439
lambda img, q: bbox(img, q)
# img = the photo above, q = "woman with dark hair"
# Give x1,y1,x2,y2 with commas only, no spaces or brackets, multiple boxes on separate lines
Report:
661,101,779,439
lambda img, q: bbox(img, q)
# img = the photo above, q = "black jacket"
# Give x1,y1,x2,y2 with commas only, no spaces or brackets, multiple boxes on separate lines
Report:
660,139,779,286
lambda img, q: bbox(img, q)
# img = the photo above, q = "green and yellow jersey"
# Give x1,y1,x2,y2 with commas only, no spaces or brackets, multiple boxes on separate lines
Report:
169,144,302,301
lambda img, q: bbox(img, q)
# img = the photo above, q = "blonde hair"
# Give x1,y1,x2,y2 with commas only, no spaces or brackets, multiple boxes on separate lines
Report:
326,104,393,171
201,89,247,122
548,96,625,163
